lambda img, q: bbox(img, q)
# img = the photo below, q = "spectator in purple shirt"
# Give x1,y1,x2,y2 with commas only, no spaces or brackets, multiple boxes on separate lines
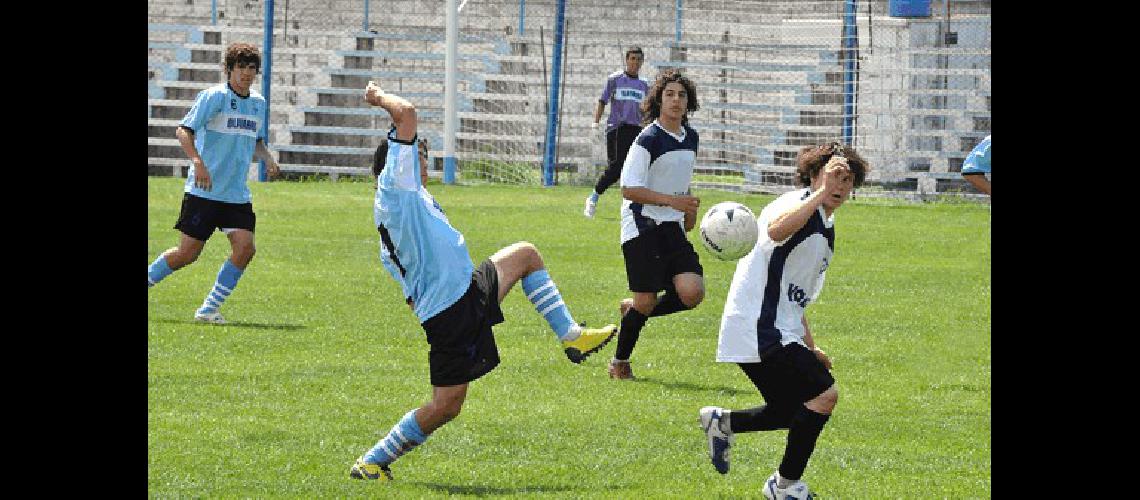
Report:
584,46,648,218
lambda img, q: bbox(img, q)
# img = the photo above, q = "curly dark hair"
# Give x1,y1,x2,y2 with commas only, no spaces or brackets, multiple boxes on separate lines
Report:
640,69,699,126
795,142,870,188
223,43,261,75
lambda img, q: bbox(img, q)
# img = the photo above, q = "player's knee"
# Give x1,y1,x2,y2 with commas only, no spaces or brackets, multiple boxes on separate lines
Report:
632,295,657,315
514,241,543,268
808,386,839,413
679,288,704,308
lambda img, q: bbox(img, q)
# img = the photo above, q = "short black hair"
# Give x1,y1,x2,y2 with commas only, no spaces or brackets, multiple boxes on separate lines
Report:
625,46,644,60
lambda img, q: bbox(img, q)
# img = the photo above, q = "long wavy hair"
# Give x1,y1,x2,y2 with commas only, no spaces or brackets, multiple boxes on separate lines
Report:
640,69,699,126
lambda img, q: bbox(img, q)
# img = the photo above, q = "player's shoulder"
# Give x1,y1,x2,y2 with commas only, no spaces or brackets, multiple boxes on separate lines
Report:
775,188,811,206
607,70,625,80
196,83,229,100
634,122,662,144
683,123,699,139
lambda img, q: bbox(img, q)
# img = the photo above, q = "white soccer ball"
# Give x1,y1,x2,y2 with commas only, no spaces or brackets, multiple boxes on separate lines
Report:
699,201,759,261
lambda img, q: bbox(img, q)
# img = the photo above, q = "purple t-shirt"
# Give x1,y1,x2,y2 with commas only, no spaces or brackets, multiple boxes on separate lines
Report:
599,71,648,132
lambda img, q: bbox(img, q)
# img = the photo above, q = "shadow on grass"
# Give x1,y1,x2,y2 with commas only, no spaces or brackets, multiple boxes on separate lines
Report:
411,482,577,496
150,318,307,331
631,376,752,396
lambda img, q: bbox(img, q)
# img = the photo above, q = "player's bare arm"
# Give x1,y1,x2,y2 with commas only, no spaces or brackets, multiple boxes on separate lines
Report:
365,81,417,142
176,126,211,191
593,101,606,127
964,174,990,195
802,316,832,370
621,186,700,214
768,157,850,242
254,139,281,179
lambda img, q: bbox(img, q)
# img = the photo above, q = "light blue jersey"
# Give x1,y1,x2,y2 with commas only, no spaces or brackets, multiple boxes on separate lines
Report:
374,130,473,323
961,135,990,175
179,83,266,203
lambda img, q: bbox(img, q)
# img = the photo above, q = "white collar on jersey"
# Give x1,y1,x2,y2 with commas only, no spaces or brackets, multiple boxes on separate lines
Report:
653,119,686,141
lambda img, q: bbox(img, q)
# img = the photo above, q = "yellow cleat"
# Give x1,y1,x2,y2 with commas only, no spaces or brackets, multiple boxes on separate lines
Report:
562,324,618,364
349,457,393,481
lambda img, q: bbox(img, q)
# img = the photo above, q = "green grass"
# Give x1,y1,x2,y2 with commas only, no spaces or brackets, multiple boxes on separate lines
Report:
148,177,990,498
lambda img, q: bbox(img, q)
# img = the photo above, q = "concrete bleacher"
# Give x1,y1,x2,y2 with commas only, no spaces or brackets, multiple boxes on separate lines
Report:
148,0,990,197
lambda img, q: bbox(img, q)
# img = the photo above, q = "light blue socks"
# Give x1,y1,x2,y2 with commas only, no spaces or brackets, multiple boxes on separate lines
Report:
521,269,577,340
148,255,174,288
196,259,244,315
363,409,428,465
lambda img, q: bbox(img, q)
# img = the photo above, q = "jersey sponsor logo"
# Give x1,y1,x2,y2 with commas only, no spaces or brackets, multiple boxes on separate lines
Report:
230,98,237,110
206,112,260,137
615,88,645,101
226,117,259,132
787,282,811,307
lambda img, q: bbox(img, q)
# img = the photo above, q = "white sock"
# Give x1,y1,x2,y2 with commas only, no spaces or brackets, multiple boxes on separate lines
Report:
776,471,794,488
563,323,582,341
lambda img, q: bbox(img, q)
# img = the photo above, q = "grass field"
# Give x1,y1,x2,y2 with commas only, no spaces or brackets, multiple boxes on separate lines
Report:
148,177,991,498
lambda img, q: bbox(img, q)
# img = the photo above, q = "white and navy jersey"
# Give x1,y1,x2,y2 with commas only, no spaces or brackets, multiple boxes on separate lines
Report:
716,188,835,363
179,83,265,203
618,120,699,244
374,129,474,324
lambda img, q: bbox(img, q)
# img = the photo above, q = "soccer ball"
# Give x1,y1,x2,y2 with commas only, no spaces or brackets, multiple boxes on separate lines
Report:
699,201,759,261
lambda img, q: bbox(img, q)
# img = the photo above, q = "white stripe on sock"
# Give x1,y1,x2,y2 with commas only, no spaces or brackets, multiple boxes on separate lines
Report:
532,288,559,309
215,284,233,294
392,427,408,445
525,281,555,301
378,442,400,460
539,299,566,317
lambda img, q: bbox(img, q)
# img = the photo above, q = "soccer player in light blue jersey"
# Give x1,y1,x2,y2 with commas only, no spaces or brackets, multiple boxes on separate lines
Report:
147,43,280,324
961,134,990,195
349,81,618,481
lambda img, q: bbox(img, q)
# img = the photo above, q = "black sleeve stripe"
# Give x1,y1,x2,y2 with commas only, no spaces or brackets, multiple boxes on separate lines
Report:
377,225,407,277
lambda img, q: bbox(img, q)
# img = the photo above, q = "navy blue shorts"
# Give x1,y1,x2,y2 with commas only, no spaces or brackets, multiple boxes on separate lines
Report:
621,221,703,293
738,343,835,406
174,193,256,241
421,259,504,386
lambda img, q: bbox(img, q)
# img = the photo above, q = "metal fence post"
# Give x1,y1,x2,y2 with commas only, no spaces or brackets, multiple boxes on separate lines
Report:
259,0,274,181
541,0,566,186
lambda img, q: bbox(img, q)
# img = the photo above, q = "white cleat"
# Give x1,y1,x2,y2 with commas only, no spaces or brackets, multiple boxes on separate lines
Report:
699,406,734,474
583,197,597,218
194,311,227,324
762,471,814,499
